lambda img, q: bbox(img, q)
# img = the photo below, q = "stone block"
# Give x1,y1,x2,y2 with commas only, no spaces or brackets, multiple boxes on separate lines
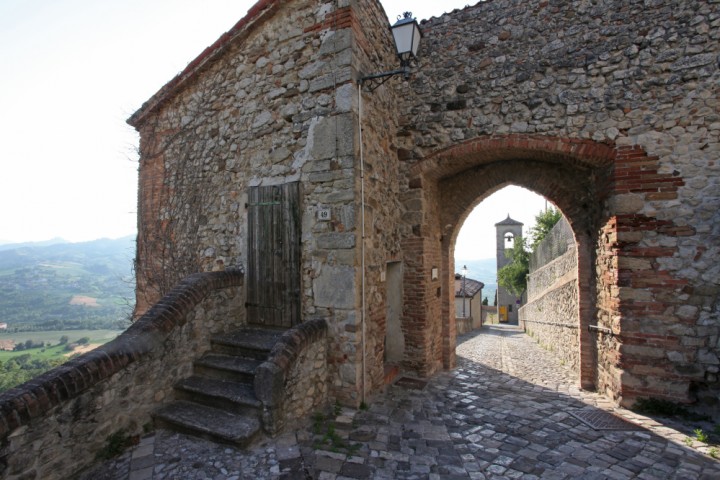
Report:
608,194,644,214
314,265,356,308
317,233,356,249
319,29,352,55
698,349,720,365
618,257,652,271
309,113,355,160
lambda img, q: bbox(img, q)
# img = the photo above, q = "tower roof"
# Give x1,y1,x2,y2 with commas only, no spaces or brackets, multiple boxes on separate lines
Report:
495,214,523,227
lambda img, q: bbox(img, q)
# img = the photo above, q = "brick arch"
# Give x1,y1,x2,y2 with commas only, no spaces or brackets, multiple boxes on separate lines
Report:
401,135,620,389
410,134,617,182
439,160,602,389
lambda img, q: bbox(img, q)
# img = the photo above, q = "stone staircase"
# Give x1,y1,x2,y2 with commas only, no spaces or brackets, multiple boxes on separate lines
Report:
152,327,284,446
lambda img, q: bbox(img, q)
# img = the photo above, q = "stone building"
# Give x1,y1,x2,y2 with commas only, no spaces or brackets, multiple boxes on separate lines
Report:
125,0,720,415
495,215,524,323
128,0,719,410
1,1,718,477
454,273,484,334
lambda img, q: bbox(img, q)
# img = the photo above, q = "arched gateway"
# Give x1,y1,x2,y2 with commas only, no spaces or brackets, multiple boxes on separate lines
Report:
402,135,618,392
129,0,719,412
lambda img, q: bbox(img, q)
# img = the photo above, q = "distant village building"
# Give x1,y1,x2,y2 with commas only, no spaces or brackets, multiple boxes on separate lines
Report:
454,273,484,335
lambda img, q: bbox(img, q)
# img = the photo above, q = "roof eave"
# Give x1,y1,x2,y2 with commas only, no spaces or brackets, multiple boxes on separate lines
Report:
127,0,280,128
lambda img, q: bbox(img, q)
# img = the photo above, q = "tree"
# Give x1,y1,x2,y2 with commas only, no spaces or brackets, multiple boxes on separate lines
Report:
482,296,489,306
497,237,530,297
528,207,562,251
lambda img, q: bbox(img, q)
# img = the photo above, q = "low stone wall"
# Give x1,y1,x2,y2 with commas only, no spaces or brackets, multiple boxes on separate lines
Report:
520,249,580,373
255,319,328,434
0,271,244,480
483,307,498,325
456,317,473,336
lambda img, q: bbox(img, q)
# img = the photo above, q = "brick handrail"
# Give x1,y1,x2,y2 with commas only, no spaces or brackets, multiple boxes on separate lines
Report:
0,270,244,440
254,318,328,433
255,318,328,404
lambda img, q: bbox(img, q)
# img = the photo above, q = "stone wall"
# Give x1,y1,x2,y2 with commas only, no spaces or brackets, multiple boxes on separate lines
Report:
520,219,580,372
130,0,374,405
127,0,720,411
255,319,329,434
344,0,406,401
0,271,244,480
283,339,328,427
393,0,719,406
530,215,574,271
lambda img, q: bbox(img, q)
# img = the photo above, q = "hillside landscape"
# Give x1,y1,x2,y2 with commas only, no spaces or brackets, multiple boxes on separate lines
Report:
0,236,135,332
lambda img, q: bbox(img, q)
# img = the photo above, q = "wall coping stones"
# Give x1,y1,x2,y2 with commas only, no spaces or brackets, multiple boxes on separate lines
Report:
255,318,328,407
0,270,244,442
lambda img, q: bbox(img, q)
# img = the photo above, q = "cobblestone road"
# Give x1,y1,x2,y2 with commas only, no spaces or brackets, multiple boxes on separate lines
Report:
82,324,720,479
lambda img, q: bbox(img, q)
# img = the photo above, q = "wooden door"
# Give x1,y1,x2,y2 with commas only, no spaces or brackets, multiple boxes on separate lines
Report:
246,182,301,328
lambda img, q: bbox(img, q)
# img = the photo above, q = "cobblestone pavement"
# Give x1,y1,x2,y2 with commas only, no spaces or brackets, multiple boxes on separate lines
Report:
81,324,720,479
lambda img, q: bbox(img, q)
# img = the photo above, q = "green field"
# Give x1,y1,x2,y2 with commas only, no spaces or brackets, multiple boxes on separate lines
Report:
0,329,123,361
0,329,123,344
0,329,125,392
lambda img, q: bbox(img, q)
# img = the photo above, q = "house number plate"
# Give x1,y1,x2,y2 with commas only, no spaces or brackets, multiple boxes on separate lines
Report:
317,207,331,221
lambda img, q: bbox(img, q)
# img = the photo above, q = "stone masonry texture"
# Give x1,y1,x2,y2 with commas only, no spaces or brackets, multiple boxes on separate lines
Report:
521,217,581,374
4,0,720,476
83,325,720,479
0,271,245,479
125,0,719,438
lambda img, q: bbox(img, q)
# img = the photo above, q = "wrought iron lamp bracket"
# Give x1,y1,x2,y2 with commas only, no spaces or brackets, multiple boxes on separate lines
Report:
359,67,411,93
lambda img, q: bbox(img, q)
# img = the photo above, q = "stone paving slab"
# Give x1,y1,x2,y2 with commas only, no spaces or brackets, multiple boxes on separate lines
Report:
80,325,720,479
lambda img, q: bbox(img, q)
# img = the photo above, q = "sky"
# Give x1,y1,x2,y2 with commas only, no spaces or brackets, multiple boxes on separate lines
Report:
0,0,545,259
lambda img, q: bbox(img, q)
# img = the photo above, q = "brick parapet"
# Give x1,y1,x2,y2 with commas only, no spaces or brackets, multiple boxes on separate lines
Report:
0,270,244,479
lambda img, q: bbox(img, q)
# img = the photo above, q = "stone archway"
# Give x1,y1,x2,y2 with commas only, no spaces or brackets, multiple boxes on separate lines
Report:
400,135,618,390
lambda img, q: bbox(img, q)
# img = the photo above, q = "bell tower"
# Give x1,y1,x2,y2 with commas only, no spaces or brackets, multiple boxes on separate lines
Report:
495,215,523,323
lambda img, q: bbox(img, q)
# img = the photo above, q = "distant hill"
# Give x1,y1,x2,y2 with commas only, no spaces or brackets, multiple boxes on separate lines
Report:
0,238,68,251
0,236,136,331
454,258,497,304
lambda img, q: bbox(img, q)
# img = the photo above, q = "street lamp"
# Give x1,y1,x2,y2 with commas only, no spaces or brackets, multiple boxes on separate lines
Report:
359,12,423,91
462,265,468,318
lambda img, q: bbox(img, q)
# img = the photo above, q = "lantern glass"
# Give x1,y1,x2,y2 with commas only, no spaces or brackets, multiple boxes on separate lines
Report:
391,12,421,62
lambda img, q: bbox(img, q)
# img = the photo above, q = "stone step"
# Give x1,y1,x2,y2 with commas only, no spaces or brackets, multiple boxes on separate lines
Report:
210,327,284,359
153,400,260,447
175,375,261,414
194,353,263,383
